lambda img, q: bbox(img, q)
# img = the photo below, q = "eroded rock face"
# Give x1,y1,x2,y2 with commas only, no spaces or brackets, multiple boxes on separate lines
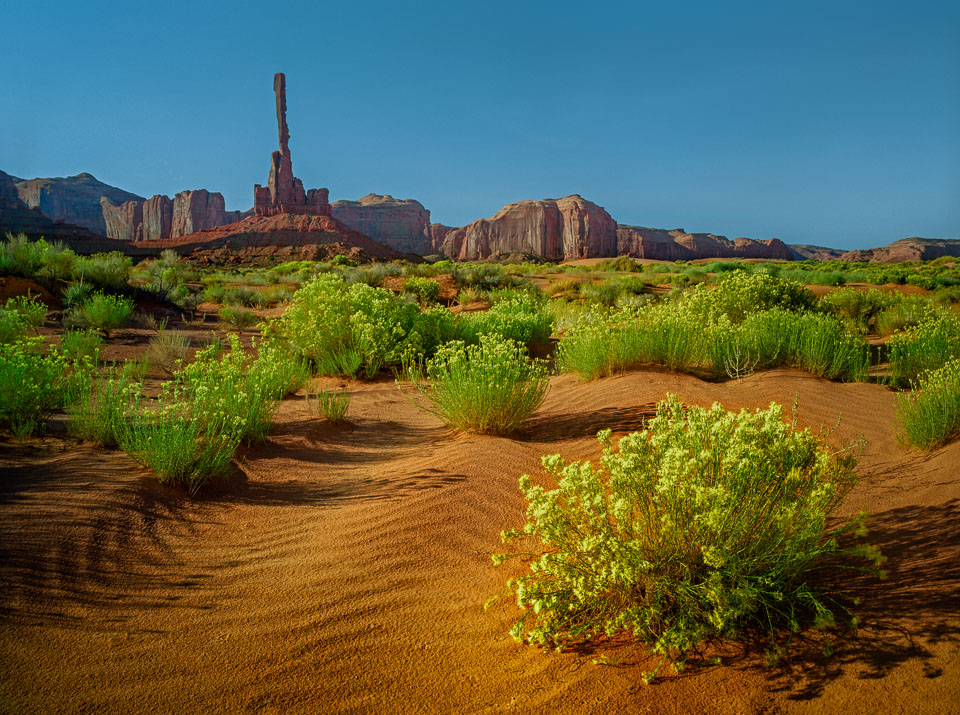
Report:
331,194,432,254
14,173,144,234
436,195,617,261
142,195,174,241
100,190,244,241
838,238,960,263
100,197,143,241
254,73,331,217
616,226,794,261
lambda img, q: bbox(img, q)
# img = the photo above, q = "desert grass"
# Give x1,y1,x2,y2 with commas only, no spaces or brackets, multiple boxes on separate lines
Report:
897,358,960,449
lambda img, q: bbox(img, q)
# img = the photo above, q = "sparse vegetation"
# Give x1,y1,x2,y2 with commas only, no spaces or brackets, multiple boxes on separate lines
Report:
897,358,960,450
306,388,351,423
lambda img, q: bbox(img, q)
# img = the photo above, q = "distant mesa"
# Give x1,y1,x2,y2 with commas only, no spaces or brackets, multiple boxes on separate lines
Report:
253,73,331,218
100,190,249,242
617,225,793,262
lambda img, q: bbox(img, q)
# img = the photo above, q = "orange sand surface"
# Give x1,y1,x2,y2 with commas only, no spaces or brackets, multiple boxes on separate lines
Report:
1,368,958,713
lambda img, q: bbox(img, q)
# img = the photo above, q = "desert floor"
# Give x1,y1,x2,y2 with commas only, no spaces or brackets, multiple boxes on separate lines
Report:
1,367,958,713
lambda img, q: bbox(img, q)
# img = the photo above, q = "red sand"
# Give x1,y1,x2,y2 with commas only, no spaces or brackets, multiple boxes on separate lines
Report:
1,368,958,712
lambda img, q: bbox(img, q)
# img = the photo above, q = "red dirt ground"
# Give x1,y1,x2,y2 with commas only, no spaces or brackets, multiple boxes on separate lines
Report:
1,368,958,712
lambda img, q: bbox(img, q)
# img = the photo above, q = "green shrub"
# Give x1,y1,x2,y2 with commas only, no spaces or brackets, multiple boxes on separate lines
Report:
68,367,131,447
458,293,554,347
875,296,944,336
686,271,816,321
887,314,960,387
0,311,30,345
64,281,94,309
202,283,227,304
218,306,258,330
0,233,46,277
306,388,351,423
0,339,76,438
897,359,960,450
403,276,442,304
60,329,104,363
69,292,134,336
72,253,132,292
410,334,549,434
494,395,882,679
819,288,898,332
4,295,47,327
117,395,241,493
331,254,357,267
222,286,264,308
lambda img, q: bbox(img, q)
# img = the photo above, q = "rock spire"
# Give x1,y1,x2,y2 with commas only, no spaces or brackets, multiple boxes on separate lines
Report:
254,73,330,217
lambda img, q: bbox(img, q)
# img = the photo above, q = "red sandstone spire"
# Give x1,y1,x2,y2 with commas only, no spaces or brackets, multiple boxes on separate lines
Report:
254,73,330,217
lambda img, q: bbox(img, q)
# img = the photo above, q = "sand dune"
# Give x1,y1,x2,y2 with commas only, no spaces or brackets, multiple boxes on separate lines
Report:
1,368,958,713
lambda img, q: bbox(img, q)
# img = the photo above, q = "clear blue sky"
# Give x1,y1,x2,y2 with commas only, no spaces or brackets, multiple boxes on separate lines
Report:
2,0,958,249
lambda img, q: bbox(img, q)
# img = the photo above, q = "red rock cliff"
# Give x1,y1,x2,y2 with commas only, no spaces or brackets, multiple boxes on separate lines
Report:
436,195,617,261
616,226,794,261
15,173,144,235
331,194,432,254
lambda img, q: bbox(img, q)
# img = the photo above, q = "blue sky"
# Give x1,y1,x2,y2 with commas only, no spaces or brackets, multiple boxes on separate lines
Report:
2,0,957,249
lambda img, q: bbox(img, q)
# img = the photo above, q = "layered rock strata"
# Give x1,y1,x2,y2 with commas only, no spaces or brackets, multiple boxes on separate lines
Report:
14,173,144,234
100,190,245,241
435,195,617,261
331,194,432,254
616,226,794,261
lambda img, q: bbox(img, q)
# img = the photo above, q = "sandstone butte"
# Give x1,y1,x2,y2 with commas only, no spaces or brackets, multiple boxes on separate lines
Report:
838,238,960,263
14,172,144,235
101,190,248,242
0,170,155,255
331,194,433,255
431,194,794,262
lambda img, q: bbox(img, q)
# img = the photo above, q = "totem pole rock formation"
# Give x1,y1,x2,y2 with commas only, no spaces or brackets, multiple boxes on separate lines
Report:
254,73,330,217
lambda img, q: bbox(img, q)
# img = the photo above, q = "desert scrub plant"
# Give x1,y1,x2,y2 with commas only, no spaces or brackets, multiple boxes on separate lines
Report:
68,367,132,447
305,388,351,423
68,292,134,336
493,395,883,679
897,359,960,450
218,306,258,330
887,314,960,387
60,329,104,363
403,276,442,304
0,310,30,345
0,339,80,439
72,252,132,292
819,288,899,332
875,296,945,337
4,295,47,328
685,270,816,322
147,331,192,374
117,392,242,493
409,334,549,434
457,293,554,348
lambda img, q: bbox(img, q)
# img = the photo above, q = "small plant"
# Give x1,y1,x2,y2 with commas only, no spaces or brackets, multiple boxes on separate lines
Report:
60,329,104,363
0,310,29,345
72,252,132,292
63,281,94,309
493,395,883,679
68,367,132,447
147,331,192,374
306,388,351,423
4,295,47,328
0,339,77,439
897,359,960,450
218,307,258,330
403,276,442,304
69,293,134,337
887,314,960,387
409,334,549,434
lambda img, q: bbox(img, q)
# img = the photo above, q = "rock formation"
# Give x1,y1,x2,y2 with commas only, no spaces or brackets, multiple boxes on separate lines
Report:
331,194,432,254
616,226,794,261
253,73,330,218
15,173,144,234
838,238,960,263
138,212,408,264
100,190,246,241
787,244,846,261
1,170,157,256
435,195,618,261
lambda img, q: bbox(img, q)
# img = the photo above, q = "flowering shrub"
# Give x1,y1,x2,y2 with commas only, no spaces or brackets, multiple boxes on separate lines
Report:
4,295,47,327
684,271,816,322
458,293,554,347
411,334,549,434
403,276,442,304
494,395,882,679
0,339,83,438
68,366,133,447
887,314,960,387
897,358,960,449
68,292,134,337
